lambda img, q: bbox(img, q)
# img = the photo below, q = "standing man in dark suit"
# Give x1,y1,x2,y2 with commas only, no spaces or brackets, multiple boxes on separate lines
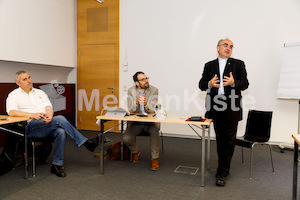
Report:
123,71,160,171
199,38,249,186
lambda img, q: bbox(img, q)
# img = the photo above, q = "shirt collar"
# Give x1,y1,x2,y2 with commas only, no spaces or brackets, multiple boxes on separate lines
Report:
18,87,36,94
218,57,228,63
138,88,149,95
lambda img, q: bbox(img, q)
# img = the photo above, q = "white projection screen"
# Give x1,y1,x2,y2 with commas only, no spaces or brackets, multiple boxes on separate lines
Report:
0,0,75,67
277,43,300,99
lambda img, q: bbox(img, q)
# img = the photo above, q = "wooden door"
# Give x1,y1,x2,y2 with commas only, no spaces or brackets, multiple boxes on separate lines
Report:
77,0,119,131
77,44,118,130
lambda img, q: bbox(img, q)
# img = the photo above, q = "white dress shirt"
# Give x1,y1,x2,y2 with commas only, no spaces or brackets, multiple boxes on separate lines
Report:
218,58,227,95
6,87,52,114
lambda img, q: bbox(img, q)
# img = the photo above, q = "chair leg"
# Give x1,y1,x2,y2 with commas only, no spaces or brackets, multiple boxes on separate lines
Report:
268,144,275,172
32,141,36,177
250,144,256,179
248,143,274,179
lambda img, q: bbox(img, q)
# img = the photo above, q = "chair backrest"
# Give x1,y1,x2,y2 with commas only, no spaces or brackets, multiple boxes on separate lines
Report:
244,110,273,142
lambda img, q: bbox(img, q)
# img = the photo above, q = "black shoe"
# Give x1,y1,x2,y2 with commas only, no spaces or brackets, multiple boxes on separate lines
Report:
216,175,226,186
51,164,66,177
83,136,99,152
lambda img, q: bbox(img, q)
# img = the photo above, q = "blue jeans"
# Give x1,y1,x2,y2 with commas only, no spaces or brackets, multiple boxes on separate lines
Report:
26,115,88,166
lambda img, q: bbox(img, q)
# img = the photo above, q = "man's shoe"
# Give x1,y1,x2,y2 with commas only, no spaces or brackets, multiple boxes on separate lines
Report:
51,164,66,177
84,136,99,152
132,150,140,163
216,175,226,186
151,159,159,171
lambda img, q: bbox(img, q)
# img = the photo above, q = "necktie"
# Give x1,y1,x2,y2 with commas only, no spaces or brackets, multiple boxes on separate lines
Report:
139,90,146,114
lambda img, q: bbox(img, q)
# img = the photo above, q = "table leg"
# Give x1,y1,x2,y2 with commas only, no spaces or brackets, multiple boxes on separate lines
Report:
201,125,206,187
293,140,298,200
100,120,104,175
24,121,28,179
205,126,210,171
121,121,124,161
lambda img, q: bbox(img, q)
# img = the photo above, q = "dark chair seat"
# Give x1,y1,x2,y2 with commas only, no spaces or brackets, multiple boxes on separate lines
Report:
235,138,255,149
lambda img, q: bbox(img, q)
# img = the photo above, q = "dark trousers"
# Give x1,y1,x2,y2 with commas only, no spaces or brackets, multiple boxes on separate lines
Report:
213,111,238,177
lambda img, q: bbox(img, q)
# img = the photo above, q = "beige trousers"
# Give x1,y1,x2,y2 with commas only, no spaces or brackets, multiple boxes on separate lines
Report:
123,122,160,159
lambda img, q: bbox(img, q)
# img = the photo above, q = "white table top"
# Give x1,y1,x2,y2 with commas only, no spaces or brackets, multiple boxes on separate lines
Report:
96,113,212,126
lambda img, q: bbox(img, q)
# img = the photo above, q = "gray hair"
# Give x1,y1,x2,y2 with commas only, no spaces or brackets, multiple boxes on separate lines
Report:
217,38,230,46
15,70,27,82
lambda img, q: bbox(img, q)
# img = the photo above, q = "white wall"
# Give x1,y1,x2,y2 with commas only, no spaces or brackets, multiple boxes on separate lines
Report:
0,0,76,68
0,0,77,83
0,60,75,84
119,0,300,143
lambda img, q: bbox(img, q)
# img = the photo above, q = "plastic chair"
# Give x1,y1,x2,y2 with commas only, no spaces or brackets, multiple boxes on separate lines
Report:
5,122,53,177
235,110,274,179
29,138,52,177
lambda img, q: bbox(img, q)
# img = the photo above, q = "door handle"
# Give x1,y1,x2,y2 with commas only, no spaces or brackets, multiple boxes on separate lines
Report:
107,87,114,90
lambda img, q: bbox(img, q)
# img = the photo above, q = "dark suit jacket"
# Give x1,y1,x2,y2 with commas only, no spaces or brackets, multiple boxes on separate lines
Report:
199,58,249,121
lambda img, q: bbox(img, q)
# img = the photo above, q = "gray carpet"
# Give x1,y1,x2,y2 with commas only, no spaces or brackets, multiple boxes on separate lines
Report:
0,130,295,200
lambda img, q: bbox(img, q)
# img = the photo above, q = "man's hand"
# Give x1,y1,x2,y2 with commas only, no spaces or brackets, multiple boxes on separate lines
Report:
43,114,53,124
29,113,46,120
223,72,235,86
209,74,220,88
44,106,54,124
137,94,147,106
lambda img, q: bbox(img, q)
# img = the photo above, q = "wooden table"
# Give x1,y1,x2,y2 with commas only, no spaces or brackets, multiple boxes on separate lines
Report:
96,114,212,187
292,134,300,200
0,115,30,178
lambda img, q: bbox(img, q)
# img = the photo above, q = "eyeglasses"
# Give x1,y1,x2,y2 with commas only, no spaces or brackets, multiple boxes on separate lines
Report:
138,77,149,82
219,43,234,49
